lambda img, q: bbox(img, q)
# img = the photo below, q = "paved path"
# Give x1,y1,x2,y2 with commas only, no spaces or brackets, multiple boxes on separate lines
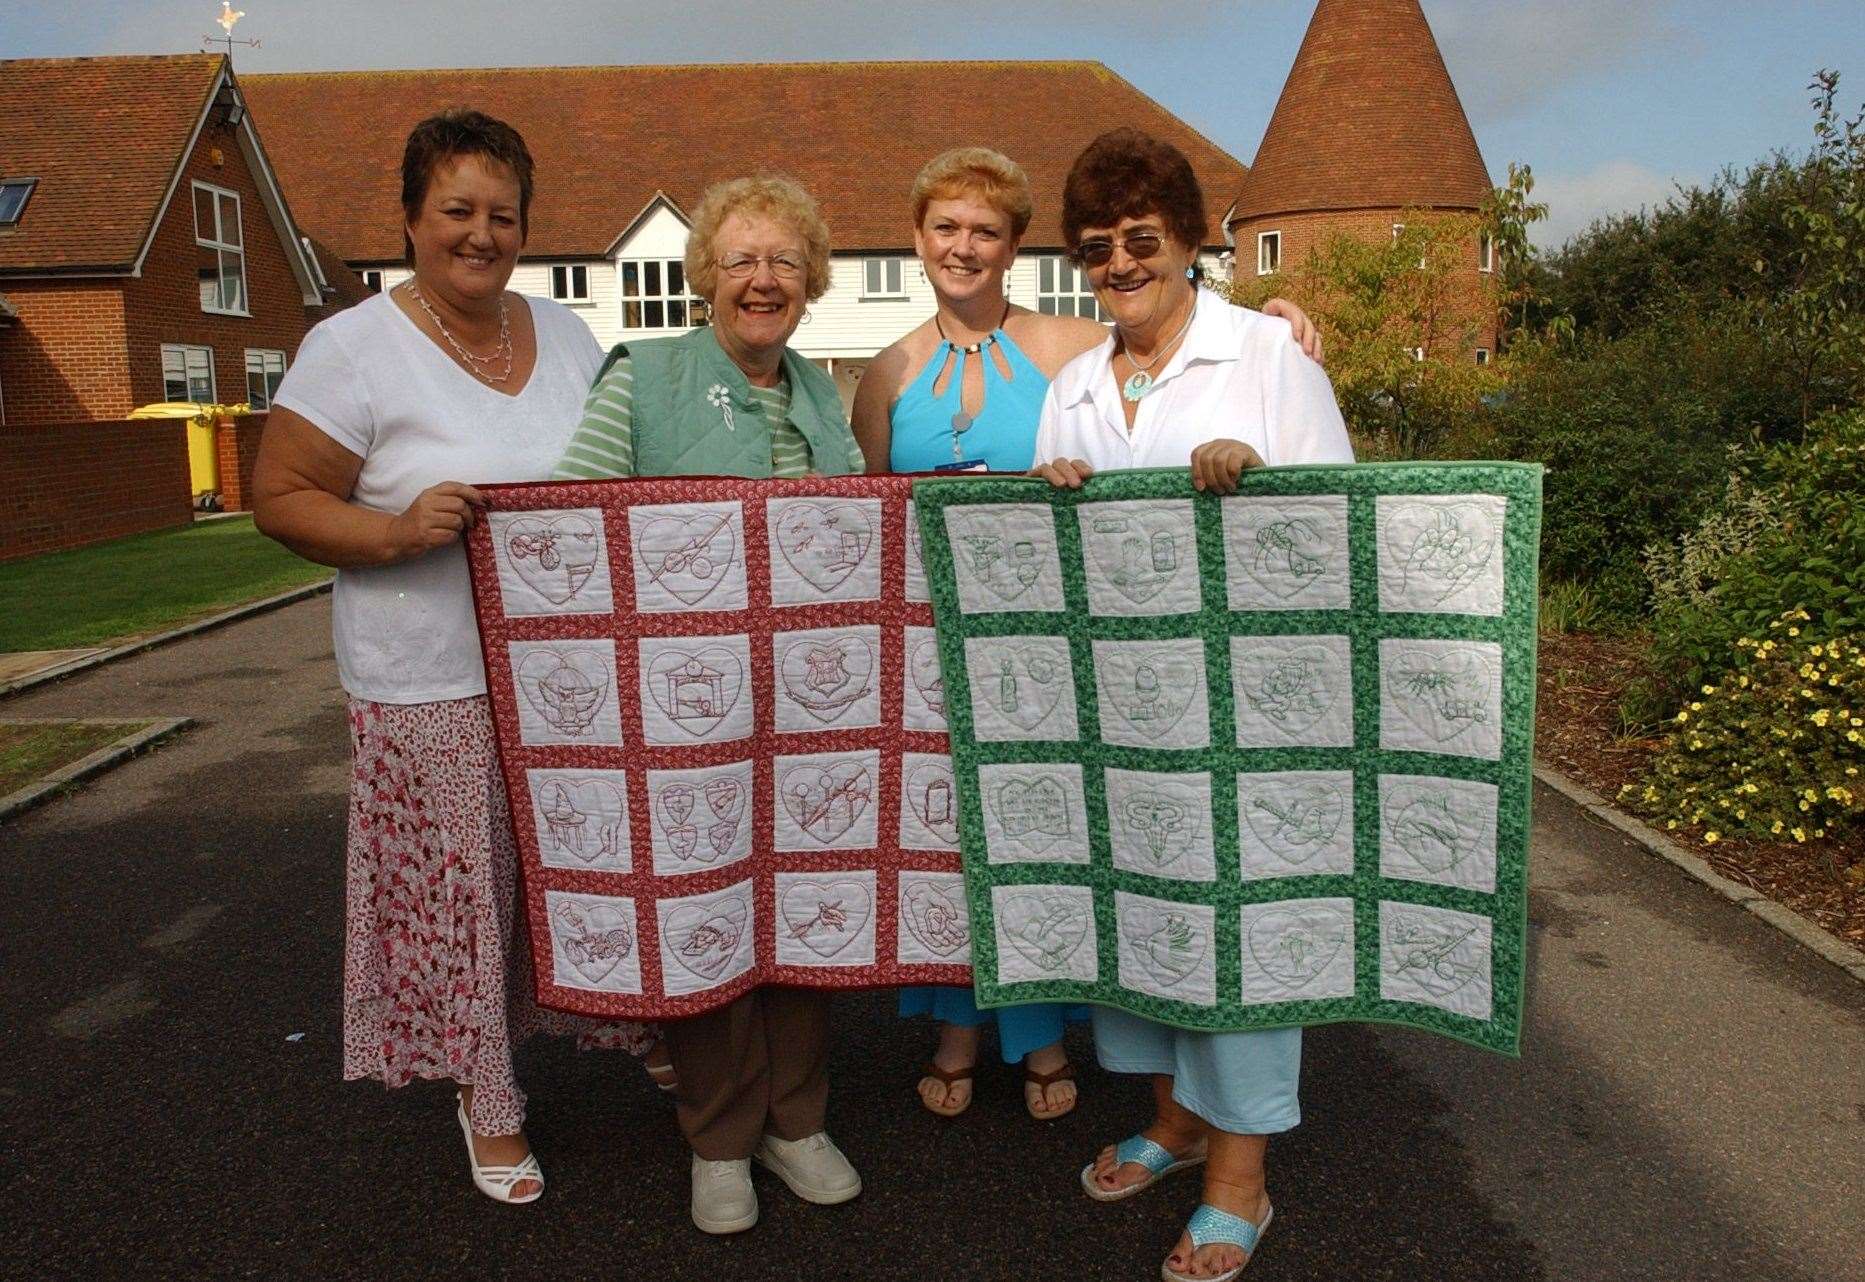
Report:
3,599,1860,1280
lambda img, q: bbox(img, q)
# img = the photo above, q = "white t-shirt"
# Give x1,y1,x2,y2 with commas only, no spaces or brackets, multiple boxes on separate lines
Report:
273,291,603,703
1033,288,1354,470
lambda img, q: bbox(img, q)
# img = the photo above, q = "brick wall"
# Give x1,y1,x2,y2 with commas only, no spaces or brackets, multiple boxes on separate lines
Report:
0,283,134,422
122,113,314,412
0,419,193,562
214,413,266,512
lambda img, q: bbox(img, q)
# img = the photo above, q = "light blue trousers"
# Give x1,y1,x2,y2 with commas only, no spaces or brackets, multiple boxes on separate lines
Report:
1091,1006,1302,1134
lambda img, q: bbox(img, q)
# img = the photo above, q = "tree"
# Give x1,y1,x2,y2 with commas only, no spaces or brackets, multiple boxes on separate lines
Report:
1780,70,1865,424
1479,162,1553,349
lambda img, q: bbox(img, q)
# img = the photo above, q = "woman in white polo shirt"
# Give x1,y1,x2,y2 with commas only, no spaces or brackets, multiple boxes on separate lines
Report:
1032,128,1353,1282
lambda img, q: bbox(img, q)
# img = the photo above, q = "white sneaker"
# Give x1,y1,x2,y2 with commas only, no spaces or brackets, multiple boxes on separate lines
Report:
690,1155,758,1235
753,1132,862,1205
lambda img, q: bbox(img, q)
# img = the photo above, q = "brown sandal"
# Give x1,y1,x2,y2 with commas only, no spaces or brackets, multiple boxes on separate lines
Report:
1023,1060,1078,1120
917,1061,975,1118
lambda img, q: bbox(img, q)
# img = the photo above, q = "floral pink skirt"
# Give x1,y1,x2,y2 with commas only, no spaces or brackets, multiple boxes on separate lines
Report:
343,695,656,1135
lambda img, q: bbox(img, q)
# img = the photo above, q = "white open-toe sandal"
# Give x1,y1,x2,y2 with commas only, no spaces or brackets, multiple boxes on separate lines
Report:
456,1092,544,1204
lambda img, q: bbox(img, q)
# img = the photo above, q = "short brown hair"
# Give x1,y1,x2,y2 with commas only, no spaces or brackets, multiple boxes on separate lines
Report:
685,174,833,303
910,148,1034,239
400,109,535,264
1061,128,1208,253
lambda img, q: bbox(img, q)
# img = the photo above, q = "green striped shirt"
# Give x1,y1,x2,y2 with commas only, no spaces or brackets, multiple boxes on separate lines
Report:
554,355,818,480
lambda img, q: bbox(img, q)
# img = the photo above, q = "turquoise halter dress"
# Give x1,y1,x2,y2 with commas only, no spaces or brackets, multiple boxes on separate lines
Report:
890,323,1090,1061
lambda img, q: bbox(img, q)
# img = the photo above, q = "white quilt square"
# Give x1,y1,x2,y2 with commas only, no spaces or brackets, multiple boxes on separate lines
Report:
527,769,630,872
1116,891,1217,1006
773,748,881,851
964,636,1079,743
1093,638,1211,750
1378,774,1499,893
977,762,1091,865
766,497,882,606
904,500,930,603
509,641,623,746
1230,635,1354,748
1236,771,1356,880
772,625,881,734
1076,500,1201,616
898,752,960,851
657,881,756,997
992,883,1097,984
1379,901,1493,1021
1105,768,1217,883
902,625,948,732
1379,639,1503,761
490,509,613,617
943,504,1067,614
1221,496,1351,611
546,891,642,994
628,501,746,613
897,871,972,964
1376,495,1507,616
775,870,877,968
637,634,754,746
1239,897,1355,1004
645,760,753,877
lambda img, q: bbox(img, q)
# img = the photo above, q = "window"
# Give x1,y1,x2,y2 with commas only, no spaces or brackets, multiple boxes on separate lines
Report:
1475,348,1491,366
1478,233,1495,274
360,270,384,293
1036,256,1104,320
161,344,216,403
0,178,37,225
1256,231,1281,276
862,258,906,300
245,348,287,410
620,259,698,330
192,181,246,315
550,264,590,304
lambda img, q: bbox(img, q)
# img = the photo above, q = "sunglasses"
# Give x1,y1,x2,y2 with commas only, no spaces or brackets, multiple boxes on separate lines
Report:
1070,232,1165,267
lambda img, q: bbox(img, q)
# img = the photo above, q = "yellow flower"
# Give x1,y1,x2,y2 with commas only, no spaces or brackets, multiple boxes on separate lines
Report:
1704,831,1720,844
1701,685,1716,695
1792,827,1807,842
1799,799,1811,811
1771,820,1784,834
1811,710,1831,727
1788,627,1800,637
1677,711,1690,723
1799,663,1816,678
1738,675,1750,688
1812,645,1824,657
1735,808,1746,819
1690,702,1703,712
1666,820,1678,830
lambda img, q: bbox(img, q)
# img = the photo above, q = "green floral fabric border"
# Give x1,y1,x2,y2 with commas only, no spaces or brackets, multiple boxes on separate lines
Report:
914,463,1541,1055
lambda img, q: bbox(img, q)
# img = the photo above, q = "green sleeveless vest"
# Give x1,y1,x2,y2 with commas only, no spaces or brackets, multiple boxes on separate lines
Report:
599,326,857,479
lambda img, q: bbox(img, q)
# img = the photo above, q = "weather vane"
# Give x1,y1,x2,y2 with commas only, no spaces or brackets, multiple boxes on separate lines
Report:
203,2,261,60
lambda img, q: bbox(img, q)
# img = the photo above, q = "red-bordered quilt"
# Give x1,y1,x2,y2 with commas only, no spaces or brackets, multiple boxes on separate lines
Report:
466,475,969,1018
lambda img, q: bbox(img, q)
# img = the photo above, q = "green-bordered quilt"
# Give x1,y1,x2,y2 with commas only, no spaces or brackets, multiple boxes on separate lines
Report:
914,463,1541,1054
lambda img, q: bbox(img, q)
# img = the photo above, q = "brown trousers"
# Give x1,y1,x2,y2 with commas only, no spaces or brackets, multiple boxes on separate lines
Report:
663,987,831,1160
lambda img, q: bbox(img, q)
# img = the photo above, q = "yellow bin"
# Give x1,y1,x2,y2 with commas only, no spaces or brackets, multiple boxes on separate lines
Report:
129,401,231,500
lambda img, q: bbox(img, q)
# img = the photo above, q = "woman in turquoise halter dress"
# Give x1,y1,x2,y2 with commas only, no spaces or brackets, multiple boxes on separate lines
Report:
852,148,1321,1122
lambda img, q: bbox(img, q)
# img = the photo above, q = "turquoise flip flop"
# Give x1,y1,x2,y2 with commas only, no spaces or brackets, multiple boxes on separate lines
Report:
1079,1134,1208,1202
1161,1202,1273,1282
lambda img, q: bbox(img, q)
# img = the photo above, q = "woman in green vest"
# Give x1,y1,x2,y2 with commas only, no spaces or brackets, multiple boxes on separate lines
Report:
555,175,864,1237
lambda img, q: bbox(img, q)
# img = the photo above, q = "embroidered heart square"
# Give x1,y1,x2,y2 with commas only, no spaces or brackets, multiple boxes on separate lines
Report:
1383,501,1498,606
904,759,959,846
534,777,627,866
552,899,635,986
664,897,749,982
769,501,876,595
1243,780,1347,863
779,761,874,845
1247,905,1348,989
504,514,603,605
645,646,745,738
1233,642,1339,739
1121,904,1207,986
636,510,740,606
994,774,1073,851
1095,643,1202,742
901,879,970,957
516,647,613,738
779,879,873,959
1078,504,1196,607
999,891,1091,974
778,633,876,725
1383,646,1495,745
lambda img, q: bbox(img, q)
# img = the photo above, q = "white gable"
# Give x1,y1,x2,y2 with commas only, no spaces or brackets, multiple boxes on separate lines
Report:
614,202,691,260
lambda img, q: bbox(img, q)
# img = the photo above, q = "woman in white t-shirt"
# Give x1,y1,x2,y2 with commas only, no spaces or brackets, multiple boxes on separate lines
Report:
1032,130,1353,1282
253,110,655,1206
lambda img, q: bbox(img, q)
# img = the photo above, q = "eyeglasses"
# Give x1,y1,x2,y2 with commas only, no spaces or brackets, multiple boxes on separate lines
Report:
719,252,806,280
1070,232,1165,267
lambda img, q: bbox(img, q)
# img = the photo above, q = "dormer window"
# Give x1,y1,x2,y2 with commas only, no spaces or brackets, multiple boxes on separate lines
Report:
0,178,37,226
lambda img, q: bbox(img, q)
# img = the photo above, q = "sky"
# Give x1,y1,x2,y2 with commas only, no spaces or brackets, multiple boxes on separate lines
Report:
5,0,1862,249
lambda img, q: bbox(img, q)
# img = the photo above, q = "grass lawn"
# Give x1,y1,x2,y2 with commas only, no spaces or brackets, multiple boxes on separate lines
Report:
0,721,155,797
0,517,329,653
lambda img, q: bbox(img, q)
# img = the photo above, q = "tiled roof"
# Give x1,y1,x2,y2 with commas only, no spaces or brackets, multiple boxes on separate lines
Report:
304,235,375,323
1230,0,1491,225
0,54,224,272
241,62,1249,260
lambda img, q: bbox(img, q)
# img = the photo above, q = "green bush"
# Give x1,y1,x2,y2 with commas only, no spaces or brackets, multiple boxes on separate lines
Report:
1538,580,1602,635
1622,617,1863,845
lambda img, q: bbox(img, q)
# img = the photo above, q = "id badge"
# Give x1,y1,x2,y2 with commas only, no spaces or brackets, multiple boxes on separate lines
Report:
934,458,991,473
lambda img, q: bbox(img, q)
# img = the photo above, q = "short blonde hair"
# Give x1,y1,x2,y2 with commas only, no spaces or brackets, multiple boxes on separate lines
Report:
685,174,833,303
910,148,1034,239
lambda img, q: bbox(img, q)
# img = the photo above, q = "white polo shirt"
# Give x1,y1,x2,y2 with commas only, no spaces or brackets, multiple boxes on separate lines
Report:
1033,287,1354,471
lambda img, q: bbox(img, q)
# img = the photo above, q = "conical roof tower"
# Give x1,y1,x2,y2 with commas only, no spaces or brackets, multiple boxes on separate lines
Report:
1230,0,1491,229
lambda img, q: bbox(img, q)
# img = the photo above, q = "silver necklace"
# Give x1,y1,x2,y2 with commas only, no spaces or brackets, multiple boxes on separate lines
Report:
935,300,1011,457
407,280,513,384
1116,296,1196,403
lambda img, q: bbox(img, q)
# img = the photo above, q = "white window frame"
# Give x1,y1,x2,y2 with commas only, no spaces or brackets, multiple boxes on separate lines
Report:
191,180,248,317
244,348,287,411
1256,231,1281,276
360,269,384,293
619,258,699,331
1475,347,1491,366
550,263,591,305
1478,233,1496,274
861,258,907,301
1036,255,1103,320
0,177,37,226
161,343,217,404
